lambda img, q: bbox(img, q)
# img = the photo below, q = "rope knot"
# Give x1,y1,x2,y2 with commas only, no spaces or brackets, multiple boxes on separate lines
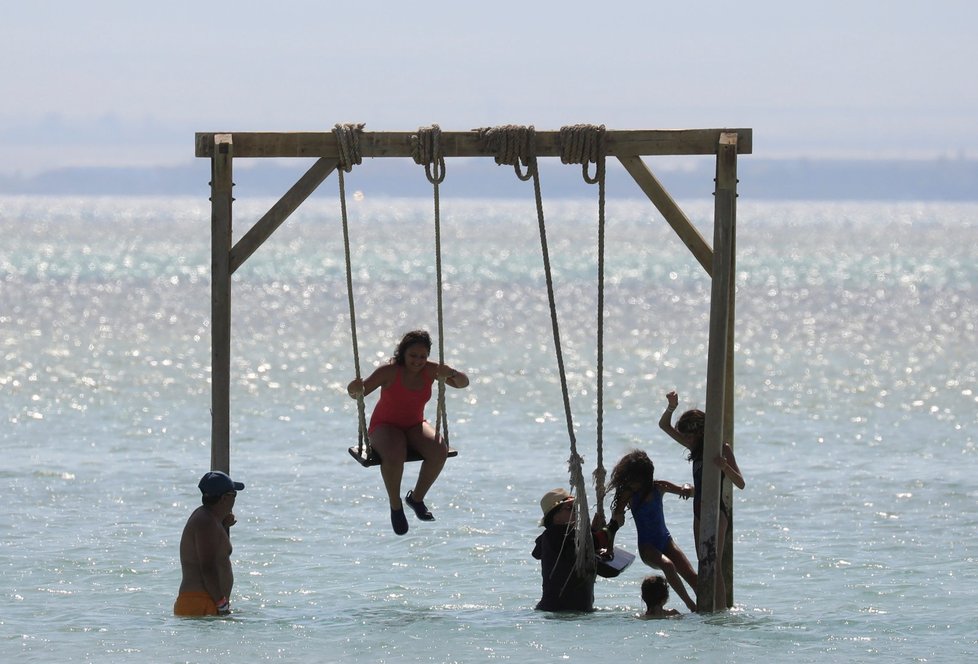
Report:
412,124,446,184
477,124,537,181
333,123,365,172
559,124,606,184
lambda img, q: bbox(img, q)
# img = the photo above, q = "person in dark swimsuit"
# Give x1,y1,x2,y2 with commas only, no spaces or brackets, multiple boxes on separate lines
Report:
531,488,596,612
658,390,745,609
606,449,698,612
347,330,469,535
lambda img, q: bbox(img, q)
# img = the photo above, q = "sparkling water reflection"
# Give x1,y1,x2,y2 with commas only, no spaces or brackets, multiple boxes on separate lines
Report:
1,195,976,662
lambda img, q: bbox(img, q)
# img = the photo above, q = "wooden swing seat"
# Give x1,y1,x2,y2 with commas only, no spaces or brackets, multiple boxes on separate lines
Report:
595,547,636,578
348,444,458,468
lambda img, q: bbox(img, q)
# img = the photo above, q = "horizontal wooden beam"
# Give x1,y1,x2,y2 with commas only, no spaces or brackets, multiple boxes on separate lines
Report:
195,128,752,159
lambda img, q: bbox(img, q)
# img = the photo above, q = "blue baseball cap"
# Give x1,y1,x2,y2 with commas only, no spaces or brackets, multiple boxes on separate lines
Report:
198,471,245,496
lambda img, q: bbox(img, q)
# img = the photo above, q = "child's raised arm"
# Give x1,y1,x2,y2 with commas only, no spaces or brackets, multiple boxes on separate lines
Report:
658,391,679,433
658,391,697,452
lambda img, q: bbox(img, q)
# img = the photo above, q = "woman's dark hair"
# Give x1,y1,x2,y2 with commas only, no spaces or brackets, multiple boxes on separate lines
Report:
676,409,705,461
391,330,432,365
641,575,669,607
608,449,656,515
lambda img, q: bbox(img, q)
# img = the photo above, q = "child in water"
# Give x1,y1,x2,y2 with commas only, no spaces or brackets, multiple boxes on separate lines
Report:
639,575,681,619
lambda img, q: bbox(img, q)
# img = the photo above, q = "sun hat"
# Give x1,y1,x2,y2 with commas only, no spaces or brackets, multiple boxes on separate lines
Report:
198,470,245,497
538,487,573,526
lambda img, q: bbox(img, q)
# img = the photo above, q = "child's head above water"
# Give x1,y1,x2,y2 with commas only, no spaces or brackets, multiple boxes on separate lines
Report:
641,575,669,611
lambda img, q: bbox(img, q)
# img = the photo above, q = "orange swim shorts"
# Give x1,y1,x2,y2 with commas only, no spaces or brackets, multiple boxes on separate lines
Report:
173,591,219,617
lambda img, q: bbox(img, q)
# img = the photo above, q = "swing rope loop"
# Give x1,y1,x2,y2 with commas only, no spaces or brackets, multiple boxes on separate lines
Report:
559,124,606,184
411,124,447,185
559,124,609,521
333,122,365,173
412,125,449,444
483,124,594,580
477,125,538,181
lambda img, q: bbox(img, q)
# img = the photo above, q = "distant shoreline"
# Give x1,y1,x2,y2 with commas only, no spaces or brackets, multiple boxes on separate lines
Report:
2,157,977,201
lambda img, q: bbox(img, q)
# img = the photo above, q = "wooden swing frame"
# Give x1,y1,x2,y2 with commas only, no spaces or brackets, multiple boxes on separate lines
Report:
195,127,751,612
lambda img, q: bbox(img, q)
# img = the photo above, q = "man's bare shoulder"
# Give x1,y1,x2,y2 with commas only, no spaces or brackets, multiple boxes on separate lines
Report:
185,507,223,534
186,506,208,524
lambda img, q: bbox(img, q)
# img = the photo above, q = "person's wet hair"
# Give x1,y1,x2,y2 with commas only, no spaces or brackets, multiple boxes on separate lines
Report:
676,409,705,460
641,575,669,608
392,330,432,365
676,409,705,436
608,449,656,514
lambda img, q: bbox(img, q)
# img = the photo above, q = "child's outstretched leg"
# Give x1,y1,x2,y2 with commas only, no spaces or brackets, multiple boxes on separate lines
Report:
665,539,699,594
664,562,697,612
640,545,697,613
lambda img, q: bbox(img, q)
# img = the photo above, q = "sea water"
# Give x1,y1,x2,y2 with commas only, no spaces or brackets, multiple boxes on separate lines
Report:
1,194,976,663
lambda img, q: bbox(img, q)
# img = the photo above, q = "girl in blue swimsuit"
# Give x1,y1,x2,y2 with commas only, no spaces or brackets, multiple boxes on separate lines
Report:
607,449,698,613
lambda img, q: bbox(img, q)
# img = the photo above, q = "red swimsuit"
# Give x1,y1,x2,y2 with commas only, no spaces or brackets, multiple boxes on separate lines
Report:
368,366,432,433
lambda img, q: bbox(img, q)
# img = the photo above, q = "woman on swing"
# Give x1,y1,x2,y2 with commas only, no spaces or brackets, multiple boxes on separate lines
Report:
347,330,469,535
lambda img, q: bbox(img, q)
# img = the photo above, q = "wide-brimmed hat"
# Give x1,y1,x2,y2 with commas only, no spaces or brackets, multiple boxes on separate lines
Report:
538,487,573,526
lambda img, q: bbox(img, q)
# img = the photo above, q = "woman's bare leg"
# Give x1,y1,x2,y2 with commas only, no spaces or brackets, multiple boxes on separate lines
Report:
369,425,407,509
405,421,448,501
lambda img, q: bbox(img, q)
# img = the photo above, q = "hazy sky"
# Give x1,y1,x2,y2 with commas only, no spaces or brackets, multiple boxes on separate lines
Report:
2,0,976,174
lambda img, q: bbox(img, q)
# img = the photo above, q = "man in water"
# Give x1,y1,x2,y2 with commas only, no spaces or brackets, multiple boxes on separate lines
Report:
173,471,244,617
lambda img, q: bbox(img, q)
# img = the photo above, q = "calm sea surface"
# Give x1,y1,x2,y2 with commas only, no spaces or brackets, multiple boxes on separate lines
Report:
1,194,976,662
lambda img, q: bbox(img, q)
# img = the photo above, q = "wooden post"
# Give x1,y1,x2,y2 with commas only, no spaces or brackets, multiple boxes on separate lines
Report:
210,134,233,473
697,132,738,612
722,142,739,609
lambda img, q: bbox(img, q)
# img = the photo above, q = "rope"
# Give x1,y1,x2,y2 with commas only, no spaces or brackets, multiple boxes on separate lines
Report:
412,125,449,444
333,122,365,172
477,125,537,181
335,123,370,457
411,124,446,185
559,125,609,522
481,124,595,581
559,124,606,184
